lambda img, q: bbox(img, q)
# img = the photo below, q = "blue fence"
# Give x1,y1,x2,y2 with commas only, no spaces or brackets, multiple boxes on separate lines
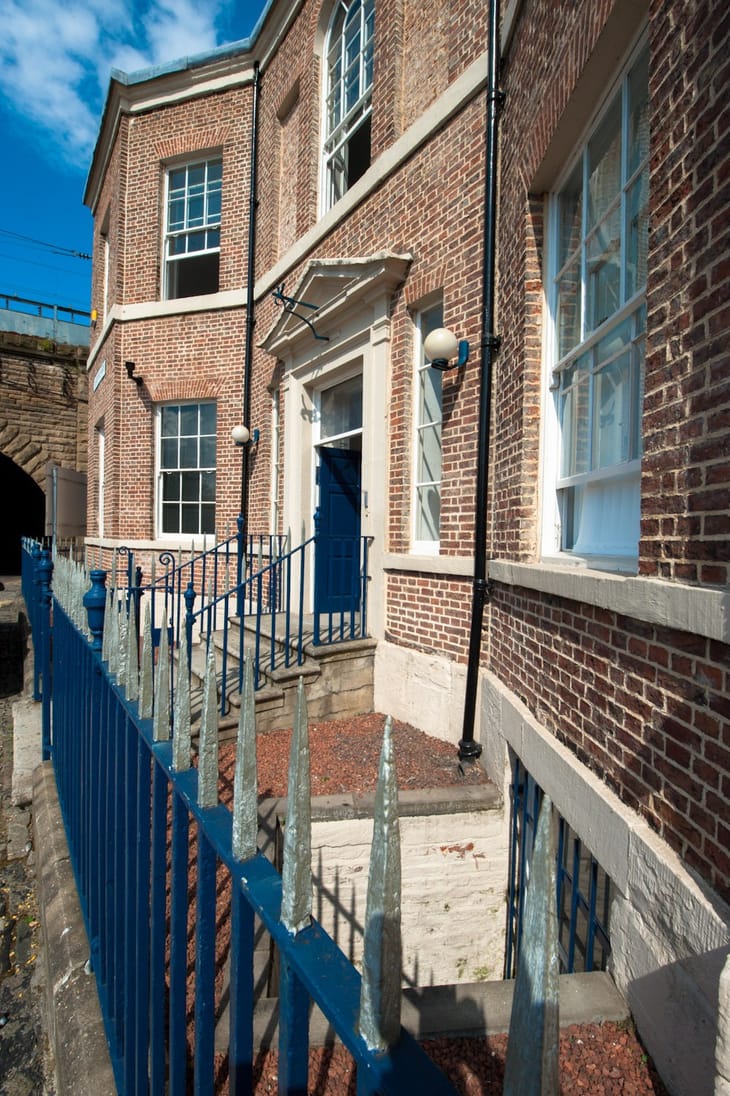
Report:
92,523,371,717
23,541,459,1095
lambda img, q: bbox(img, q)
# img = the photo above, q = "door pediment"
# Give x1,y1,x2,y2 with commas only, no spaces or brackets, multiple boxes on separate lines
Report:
260,252,412,358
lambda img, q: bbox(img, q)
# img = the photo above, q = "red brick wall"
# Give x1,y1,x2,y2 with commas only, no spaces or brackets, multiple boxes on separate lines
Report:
641,0,730,586
490,582,730,903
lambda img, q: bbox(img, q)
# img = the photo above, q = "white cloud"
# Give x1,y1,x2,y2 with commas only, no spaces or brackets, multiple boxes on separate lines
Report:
0,0,235,165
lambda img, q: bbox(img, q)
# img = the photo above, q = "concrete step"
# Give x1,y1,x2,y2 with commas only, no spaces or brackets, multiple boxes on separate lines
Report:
184,614,377,736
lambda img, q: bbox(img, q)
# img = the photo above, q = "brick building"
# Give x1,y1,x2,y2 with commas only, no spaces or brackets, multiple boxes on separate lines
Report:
83,1,728,1091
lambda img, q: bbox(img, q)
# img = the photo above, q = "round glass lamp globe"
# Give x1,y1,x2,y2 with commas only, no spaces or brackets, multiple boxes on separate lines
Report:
423,327,458,363
231,424,251,445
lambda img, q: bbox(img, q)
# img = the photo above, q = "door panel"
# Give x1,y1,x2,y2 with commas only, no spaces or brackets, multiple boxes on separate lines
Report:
315,447,362,615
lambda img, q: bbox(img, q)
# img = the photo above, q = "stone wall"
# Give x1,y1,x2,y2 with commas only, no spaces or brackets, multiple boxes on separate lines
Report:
0,329,88,488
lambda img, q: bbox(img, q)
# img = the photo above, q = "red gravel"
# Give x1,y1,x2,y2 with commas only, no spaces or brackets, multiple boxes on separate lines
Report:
219,712,490,800
217,1021,668,1094
203,714,667,1094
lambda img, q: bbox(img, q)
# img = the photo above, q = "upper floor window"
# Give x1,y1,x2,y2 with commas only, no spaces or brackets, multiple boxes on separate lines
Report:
164,159,222,300
413,303,443,552
545,43,649,567
158,402,217,536
322,0,374,211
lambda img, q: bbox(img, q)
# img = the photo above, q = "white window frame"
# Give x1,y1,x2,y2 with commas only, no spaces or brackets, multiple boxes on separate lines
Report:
97,425,105,537
412,303,444,554
163,158,222,300
542,40,649,570
156,401,217,540
321,0,375,213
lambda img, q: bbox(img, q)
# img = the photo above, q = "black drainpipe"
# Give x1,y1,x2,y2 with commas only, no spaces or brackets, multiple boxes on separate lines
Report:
240,61,261,536
459,0,503,763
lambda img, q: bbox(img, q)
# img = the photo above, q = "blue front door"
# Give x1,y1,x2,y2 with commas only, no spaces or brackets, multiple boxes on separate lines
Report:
314,446,362,615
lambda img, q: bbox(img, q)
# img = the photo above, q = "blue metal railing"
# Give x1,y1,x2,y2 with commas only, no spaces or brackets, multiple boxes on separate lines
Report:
100,524,371,718
23,540,458,1095
504,754,612,978
186,532,371,714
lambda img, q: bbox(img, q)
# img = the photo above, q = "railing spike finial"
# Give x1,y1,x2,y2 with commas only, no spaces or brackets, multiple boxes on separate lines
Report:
153,610,171,743
358,715,402,1051
102,584,113,665
117,598,128,687
172,631,192,770
126,595,139,701
108,591,121,677
198,644,219,809
232,656,258,860
139,601,154,719
281,677,312,935
503,794,560,1095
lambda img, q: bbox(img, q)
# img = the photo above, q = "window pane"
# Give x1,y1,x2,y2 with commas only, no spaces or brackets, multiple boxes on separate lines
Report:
320,375,363,438
162,472,180,500
162,504,179,534
161,439,178,470
201,504,216,534
186,230,206,253
181,506,199,535
161,406,179,437
628,48,650,176
560,355,590,477
201,471,216,502
587,96,621,230
199,436,216,468
558,161,583,272
420,366,442,424
416,485,440,542
207,190,221,221
188,164,205,188
181,472,200,502
179,437,198,467
199,403,216,436
626,169,649,298
556,258,582,359
587,205,621,331
180,405,198,435
168,198,185,231
594,351,632,468
418,423,442,484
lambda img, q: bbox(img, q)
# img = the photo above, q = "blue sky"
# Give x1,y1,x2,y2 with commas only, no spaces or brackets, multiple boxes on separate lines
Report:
0,0,266,314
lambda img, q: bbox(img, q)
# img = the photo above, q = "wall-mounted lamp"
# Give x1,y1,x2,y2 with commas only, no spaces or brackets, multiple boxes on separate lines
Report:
231,424,260,447
423,328,470,372
125,360,143,387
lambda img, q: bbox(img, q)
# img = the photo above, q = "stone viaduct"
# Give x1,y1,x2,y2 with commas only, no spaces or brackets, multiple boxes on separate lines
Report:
0,304,88,573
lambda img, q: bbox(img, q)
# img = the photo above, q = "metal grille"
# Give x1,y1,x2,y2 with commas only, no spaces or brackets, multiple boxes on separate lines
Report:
504,753,612,979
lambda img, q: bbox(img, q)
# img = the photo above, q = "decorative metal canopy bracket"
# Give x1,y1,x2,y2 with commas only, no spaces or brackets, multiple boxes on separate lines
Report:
272,284,330,342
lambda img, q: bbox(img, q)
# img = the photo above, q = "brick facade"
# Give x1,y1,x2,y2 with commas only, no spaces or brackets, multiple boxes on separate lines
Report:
85,4,728,1076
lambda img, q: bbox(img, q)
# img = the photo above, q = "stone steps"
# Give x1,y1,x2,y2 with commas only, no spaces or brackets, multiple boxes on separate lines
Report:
185,613,376,737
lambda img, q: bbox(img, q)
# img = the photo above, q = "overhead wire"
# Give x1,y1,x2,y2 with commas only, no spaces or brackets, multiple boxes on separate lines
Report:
0,227,91,261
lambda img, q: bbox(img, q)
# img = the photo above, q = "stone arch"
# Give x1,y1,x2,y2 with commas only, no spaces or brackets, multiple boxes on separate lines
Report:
0,452,45,573
0,424,49,490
